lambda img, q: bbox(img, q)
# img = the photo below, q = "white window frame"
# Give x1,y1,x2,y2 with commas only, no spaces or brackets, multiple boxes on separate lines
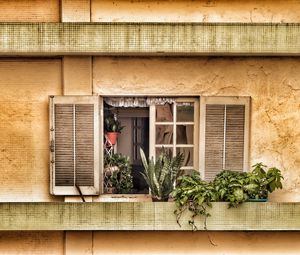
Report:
149,97,200,171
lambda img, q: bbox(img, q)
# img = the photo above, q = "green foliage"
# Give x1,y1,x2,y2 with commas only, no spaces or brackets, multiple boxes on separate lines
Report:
104,153,133,194
245,163,283,199
171,171,217,230
213,170,249,207
172,163,284,230
104,114,124,133
140,148,183,201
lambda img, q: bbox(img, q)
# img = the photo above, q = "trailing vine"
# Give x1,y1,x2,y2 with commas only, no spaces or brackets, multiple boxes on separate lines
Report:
172,163,283,232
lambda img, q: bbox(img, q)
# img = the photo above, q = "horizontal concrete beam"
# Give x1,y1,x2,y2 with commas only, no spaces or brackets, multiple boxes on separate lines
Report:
0,23,300,56
0,202,299,231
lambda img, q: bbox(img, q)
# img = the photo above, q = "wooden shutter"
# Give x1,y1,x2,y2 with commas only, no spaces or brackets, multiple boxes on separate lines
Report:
49,96,100,195
200,97,250,181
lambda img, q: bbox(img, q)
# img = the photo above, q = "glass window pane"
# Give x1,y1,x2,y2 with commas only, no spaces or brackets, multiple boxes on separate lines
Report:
156,104,173,122
156,125,173,144
176,125,194,144
177,103,194,122
156,147,173,159
176,147,193,167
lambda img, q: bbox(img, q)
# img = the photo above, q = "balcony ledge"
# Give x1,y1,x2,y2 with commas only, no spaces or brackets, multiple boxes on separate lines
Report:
0,202,300,231
0,23,300,56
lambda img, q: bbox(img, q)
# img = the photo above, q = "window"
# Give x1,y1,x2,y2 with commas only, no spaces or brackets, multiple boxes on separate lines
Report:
149,98,199,174
49,95,249,195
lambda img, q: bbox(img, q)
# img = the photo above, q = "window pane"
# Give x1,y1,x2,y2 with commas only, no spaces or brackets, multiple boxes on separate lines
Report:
156,147,173,159
156,104,173,122
176,125,193,144
176,103,194,122
156,125,173,144
176,147,193,167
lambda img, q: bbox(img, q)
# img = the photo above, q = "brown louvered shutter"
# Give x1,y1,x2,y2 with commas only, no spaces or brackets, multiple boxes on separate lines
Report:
204,104,225,181
200,97,250,181
49,96,100,195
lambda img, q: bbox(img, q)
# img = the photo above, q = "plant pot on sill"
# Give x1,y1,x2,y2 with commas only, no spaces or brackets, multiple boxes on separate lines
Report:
248,198,268,202
151,196,169,202
106,132,119,145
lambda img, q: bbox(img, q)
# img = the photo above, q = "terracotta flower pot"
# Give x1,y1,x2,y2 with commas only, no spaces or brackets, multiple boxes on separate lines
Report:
106,132,118,145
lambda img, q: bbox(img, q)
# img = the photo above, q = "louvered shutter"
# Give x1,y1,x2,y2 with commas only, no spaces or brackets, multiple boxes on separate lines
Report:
49,96,100,195
200,97,250,181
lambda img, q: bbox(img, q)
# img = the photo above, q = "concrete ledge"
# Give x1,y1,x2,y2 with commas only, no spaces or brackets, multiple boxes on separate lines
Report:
0,202,299,231
0,23,300,56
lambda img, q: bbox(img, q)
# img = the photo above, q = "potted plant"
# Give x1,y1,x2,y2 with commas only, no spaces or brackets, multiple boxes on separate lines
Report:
172,164,283,231
140,148,183,202
104,114,124,145
244,163,283,201
104,153,133,194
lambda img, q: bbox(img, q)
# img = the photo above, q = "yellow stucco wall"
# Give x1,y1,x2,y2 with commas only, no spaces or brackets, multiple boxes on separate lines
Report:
93,231,300,255
2,231,300,255
91,0,300,22
0,231,64,255
0,0,59,22
93,57,300,202
0,59,63,202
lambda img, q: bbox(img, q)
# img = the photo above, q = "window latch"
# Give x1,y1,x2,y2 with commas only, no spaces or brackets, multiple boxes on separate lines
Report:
50,140,55,152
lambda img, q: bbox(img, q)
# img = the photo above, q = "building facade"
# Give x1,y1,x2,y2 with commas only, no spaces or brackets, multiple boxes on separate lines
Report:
0,0,300,254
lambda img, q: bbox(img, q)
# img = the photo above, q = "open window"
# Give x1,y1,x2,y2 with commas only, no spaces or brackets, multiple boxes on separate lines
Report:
49,95,250,196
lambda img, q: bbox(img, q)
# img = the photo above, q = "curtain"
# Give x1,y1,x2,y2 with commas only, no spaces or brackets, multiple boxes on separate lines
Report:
104,97,176,107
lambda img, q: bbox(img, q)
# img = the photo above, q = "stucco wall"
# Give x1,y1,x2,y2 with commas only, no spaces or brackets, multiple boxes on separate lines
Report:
0,231,64,255
92,231,300,255
0,59,63,202
91,0,300,22
93,56,300,201
0,0,59,22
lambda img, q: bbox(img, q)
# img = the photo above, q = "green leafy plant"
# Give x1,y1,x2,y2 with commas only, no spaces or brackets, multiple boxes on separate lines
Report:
140,148,183,202
104,114,124,133
171,171,217,230
213,170,249,207
244,163,283,199
172,163,283,231
104,153,133,194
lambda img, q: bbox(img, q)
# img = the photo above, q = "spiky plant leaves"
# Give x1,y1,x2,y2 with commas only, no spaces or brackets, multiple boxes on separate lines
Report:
140,148,183,201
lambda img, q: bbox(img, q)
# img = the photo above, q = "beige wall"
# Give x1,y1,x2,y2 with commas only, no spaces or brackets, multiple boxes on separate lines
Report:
93,57,300,201
0,0,59,22
0,59,63,202
91,0,300,22
1,231,300,255
0,231,64,255
93,231,300,255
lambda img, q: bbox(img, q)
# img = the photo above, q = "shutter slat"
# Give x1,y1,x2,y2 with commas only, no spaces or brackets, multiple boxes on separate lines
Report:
205,104,225,181
75,104,94,186
55,104,74,186
225,105,245,171
50,96,100,195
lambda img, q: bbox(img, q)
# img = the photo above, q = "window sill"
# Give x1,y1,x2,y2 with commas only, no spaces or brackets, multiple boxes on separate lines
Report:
0,202,299,231
96,194,152,202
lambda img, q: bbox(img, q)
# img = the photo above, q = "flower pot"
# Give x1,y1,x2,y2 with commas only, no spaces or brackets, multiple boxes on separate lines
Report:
106,132,118,145
152,196,169,202
248,198,268,202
